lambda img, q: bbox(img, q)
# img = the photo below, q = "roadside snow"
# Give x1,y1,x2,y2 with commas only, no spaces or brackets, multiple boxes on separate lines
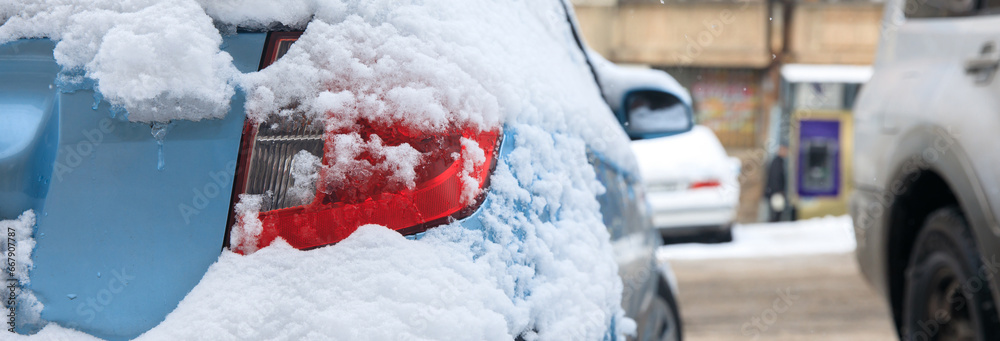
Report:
658,215,856,260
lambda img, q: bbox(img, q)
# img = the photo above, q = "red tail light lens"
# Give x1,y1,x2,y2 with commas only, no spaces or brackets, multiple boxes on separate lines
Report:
227,31,501,253
689,180,721,189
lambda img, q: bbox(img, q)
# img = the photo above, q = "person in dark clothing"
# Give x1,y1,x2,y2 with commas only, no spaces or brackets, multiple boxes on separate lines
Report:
764,145,788,222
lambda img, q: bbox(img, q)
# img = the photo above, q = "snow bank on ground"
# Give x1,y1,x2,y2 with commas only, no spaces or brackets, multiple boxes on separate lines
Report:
0,0,236,122
658,215,856,260
4,0,631,339
1,210,44,331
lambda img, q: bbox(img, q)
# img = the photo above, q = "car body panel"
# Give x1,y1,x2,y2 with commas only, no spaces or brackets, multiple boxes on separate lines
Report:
852,124,1000,311
0,39,60,221
0,33,266,339
591,149,660,331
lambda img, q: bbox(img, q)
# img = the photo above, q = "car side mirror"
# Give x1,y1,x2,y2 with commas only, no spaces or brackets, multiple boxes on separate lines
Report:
622,90,693,139
587,54,695,140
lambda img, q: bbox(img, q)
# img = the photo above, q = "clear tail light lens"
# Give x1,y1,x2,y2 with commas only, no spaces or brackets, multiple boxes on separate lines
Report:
226,31,501,253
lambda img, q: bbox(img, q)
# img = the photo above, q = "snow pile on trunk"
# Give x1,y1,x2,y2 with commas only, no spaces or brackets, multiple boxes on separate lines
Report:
134,227,520,340
1,210,44,331
238,14,503,133
229,194,265,255
457,137,487,205
0,0,236,122
4,0,634,339
287,150,322,206
233,4,506,200
318,132,424,200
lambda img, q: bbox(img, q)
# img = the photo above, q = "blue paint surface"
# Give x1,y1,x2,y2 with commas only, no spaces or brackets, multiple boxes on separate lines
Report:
0,33,266,339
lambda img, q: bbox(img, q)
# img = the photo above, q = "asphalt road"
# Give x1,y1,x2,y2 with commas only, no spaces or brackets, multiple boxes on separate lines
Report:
668,253,898,341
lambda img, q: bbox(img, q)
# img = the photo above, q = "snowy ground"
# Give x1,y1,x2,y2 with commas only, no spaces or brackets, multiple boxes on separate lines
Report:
669,253,896,341
657,215,856,261
660,216,895,340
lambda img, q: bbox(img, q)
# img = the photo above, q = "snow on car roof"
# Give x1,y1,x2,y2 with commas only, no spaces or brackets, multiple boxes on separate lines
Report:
590,53,692,114
631,125,734,183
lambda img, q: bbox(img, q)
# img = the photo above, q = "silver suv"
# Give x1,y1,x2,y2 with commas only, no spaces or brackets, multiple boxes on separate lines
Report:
852,0,1000,338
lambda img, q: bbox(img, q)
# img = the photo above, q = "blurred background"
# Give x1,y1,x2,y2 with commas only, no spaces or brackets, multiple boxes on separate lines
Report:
574,0,876,223
569,1,899,339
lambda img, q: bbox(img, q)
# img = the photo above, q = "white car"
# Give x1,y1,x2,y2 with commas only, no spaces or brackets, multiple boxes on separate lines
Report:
631,125,740,243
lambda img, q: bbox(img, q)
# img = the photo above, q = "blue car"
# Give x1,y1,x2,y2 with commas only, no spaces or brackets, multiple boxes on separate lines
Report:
0,1,688,340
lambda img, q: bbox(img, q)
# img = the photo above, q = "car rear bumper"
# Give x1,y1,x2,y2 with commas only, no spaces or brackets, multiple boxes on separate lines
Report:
652,206,735,229
658,223,732,245
647,186,737,225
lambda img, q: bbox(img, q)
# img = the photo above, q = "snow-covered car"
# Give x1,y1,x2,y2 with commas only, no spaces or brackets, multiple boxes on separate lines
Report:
630,126,740,244
0,1,687,340
851,0,1000,339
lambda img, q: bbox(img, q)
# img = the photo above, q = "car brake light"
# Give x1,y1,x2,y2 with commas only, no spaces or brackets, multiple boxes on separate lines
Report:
689,180,721,189
226,31,501,254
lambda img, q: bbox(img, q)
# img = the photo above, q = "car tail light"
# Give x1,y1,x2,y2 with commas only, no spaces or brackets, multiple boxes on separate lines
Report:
689,180,721,189
226,31,501,254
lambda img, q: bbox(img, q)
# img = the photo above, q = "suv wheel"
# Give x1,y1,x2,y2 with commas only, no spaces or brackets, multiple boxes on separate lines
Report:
902,207,1000,341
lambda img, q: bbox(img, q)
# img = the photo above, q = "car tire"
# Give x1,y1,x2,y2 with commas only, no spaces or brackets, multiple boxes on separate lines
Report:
711,227,733,244
654,278,683,341
901,206,1000,341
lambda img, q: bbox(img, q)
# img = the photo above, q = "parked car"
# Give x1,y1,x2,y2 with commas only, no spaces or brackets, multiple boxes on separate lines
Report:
852,0,1000,338
630,125,740,244
0,1,683,340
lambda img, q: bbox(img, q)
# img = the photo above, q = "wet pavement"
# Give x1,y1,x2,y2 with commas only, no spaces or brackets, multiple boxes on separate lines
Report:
667,253,898,341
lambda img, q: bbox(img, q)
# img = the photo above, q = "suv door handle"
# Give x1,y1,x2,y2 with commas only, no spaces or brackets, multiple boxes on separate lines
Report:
966,42,1000,85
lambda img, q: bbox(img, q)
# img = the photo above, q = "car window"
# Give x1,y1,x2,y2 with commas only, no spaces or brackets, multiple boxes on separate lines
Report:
982,0,1000,13
904,0,978,18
